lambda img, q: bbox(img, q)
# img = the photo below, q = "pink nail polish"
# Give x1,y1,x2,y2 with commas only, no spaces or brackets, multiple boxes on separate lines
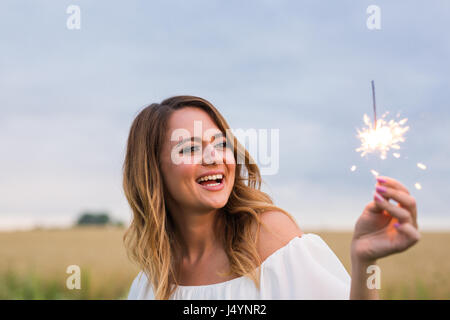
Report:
377,177,387,183
394,223,400,229
376,186,387,193
374,192,384,202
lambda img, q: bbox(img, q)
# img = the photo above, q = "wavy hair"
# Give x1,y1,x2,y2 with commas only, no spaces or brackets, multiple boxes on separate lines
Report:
123,96,297,299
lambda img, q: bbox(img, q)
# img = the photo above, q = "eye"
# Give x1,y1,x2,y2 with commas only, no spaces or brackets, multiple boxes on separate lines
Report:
215,141,228,149
180,145,200,154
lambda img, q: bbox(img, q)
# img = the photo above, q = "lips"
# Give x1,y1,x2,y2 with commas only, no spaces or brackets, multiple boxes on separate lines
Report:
196,170,226,191
197,176,225,191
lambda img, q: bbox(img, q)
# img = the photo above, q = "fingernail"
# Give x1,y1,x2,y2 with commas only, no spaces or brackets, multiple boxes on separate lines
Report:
376,186,387,193
374,192,385,202
394,223,400,229
377,177,387,183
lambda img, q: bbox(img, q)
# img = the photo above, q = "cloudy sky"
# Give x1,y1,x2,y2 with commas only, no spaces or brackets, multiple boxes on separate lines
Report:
1,0,449,231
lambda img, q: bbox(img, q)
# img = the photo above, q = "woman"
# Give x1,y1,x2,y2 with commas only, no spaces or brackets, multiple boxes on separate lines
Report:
124,96,420,300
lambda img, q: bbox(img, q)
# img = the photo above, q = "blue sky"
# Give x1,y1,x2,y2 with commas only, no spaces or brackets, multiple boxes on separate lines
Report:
1,0,449,230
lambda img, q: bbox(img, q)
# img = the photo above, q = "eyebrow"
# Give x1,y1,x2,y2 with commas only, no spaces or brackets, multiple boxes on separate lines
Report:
175,132,225,147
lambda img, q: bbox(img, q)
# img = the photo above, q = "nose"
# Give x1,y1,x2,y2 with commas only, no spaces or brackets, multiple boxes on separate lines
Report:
202,143,221,165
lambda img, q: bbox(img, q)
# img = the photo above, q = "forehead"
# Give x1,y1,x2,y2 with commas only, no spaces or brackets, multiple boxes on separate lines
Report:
167,107,221,136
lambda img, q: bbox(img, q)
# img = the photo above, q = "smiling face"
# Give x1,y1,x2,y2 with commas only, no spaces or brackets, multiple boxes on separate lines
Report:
159,107,236,214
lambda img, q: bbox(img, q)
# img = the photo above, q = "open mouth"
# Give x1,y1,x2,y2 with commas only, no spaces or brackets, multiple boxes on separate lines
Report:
196,173,225,190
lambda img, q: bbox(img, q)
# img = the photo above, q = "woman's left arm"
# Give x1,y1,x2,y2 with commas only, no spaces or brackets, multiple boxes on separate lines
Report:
350,176,421,300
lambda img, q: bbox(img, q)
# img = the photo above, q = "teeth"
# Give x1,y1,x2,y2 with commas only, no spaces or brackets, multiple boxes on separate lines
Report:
198,174,223,182
204,182,220,187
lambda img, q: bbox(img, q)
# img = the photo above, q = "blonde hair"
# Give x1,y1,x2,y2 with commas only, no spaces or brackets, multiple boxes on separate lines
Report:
123,96,297,299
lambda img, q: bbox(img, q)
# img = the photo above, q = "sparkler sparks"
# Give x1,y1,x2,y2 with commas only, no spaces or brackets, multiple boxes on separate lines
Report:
356,113,410,159
355,81,409,160
352,81,425,191
417,163,427,170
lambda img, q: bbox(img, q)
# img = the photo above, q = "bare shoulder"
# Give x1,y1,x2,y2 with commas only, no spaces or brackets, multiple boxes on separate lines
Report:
254,210,304,262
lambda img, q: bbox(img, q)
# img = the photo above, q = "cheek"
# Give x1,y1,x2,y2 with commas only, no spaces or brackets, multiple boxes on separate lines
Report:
223,149,236,165
226,163,236,186
172,165,195,183
162,162,196,194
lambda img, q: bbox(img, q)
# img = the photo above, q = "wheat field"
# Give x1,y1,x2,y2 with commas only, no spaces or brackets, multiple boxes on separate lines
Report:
0,227,449,299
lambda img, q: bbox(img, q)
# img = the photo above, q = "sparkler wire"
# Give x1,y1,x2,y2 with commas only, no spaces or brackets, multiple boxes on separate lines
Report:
371,80,377,128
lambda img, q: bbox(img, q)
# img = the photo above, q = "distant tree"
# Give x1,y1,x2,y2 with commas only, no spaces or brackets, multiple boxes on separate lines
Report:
76,212,111,226
75,211,125,227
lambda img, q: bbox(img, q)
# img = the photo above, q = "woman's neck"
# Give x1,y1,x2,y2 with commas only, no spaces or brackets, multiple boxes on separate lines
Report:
170,207,223,265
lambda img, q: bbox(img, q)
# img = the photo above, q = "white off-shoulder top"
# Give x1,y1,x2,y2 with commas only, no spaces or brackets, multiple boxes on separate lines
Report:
127,233,351,300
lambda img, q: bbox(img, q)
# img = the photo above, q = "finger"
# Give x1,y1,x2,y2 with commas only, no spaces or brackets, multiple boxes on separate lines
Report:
375,185,415,209
376,176,410,195
365,200,383,214
394,222,421,250
365,201,389,218
373,192,413,224
375,185,418,228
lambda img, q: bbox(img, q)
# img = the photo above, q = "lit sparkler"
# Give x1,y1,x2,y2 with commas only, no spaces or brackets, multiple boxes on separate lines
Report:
353,81,426,191
355,81,410,160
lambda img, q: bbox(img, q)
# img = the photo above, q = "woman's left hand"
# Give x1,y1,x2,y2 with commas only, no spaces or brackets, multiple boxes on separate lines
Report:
351,176,421,263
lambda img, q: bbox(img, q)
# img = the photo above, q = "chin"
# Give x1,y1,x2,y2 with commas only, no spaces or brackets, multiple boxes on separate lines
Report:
202,196,229,209
207,200,228,209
